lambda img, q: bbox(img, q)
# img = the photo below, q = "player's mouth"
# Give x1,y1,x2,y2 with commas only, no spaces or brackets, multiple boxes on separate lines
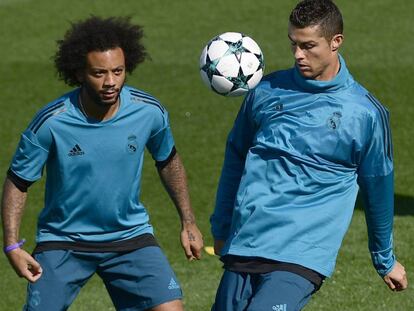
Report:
297,63,311,71
101,90,119,100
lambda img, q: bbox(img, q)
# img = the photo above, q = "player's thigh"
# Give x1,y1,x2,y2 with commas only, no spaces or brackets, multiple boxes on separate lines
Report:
247,271,315,311
97,246,182,311
149,299,183,311
23,250,96,311
211,270,253,311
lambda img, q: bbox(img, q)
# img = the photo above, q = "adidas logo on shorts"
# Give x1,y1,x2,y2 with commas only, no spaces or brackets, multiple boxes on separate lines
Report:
168,278,180,290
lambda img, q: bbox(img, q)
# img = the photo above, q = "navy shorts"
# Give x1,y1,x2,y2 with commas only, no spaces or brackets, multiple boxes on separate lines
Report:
23,246,182,311
212,270,315,311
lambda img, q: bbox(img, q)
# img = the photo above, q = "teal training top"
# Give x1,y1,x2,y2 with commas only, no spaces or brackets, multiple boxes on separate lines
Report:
211,55,395,277
10,85,175,243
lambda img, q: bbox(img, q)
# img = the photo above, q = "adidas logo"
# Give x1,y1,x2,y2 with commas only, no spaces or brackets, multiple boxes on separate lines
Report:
68,144,84,156
272,304,287,311
167,278,180,290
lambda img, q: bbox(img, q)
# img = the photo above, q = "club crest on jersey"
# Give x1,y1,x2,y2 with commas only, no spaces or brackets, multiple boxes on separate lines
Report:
327,111,342,130
126,135,138,154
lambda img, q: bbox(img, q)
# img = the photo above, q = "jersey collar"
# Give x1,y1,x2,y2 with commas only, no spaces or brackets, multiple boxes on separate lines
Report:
293,54,354,93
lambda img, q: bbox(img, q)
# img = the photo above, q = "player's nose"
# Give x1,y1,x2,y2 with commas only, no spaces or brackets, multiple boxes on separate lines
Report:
104,73,116,87
293,46,305,60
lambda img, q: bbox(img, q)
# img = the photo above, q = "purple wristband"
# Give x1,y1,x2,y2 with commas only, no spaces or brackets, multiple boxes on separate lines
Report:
3,239,26,253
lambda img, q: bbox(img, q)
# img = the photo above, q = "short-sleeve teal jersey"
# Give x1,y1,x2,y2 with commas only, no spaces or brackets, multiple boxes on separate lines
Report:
10,85,175,243
211,55,395,277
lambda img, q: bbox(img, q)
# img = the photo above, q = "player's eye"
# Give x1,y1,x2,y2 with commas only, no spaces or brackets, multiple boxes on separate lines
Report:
302,44,315,50
113,68,124,75
92,71,105,77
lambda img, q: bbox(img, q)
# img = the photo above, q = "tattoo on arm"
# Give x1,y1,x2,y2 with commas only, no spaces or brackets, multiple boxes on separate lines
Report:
158,153,196,224
1,178,28,246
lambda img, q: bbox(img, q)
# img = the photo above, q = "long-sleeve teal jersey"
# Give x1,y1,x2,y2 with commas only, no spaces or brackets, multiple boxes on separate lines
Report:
9,85,175,243
211,55,395,277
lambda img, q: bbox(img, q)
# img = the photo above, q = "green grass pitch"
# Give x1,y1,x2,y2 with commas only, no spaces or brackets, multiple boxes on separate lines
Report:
0,0,413,310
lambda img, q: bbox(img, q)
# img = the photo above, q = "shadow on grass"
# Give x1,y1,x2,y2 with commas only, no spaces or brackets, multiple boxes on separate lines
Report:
355,193,414,216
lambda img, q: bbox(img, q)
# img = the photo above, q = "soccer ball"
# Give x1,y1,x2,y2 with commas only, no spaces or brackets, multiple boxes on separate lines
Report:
199,32,264,97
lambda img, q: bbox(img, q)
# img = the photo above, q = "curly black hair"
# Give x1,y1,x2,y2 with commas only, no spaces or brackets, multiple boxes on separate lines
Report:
54,16,148,86
289,0,343,40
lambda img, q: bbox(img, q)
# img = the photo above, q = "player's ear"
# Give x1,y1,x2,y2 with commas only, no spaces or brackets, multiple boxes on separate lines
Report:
331,34,343,52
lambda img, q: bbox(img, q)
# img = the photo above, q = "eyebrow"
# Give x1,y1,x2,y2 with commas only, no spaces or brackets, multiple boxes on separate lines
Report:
89,65,125,71
287,34,317,45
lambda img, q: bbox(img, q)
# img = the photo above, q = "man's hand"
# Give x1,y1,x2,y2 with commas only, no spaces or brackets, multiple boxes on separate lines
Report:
214,239,225,256
180,223,203,261
6,248,42,283
383,260,408,291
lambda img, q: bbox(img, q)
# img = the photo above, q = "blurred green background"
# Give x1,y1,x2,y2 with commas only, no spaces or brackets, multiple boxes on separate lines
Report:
0,0,413,310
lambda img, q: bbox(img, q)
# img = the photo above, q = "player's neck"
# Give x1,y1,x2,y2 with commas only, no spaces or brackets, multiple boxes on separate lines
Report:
316,56,341,81
79,89,120,121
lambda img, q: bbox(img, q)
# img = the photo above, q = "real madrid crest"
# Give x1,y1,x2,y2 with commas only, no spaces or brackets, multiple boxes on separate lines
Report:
327,111,342,130
126,135,138,154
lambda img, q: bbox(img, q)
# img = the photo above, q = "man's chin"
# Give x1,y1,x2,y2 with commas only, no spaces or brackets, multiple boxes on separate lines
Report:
298,69,315,79
96,96,120,107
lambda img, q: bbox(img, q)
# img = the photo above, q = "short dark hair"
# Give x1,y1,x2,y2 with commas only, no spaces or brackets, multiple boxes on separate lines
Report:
289,0,343,40
54,16,148,86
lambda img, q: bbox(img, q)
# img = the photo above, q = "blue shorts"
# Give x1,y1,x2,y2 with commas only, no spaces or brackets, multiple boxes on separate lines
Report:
24,246,182,311
212,270,315,311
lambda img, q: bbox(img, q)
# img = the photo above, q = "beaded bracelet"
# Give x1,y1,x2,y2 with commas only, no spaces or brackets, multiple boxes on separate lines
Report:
3,239,26,253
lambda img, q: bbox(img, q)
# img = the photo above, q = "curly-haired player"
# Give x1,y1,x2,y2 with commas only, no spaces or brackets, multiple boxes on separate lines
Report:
2,16,203,311
54,16,147,86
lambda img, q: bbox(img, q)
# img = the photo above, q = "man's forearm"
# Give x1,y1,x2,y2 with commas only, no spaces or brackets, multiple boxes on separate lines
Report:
358,172,395,276
157,153,195,224
1,177,27,246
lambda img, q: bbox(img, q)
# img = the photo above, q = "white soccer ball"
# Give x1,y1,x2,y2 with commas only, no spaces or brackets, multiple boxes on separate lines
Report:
199,32,264,97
